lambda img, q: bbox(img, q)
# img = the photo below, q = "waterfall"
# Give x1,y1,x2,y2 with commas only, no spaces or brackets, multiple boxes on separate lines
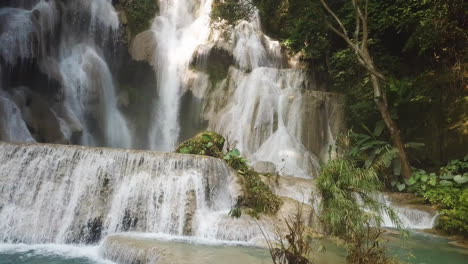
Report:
148,0,213,151
59,45,131,148
184,13,337,178
0,92,35,143
379,194,438,229
0,142,241,244
0,0,131,147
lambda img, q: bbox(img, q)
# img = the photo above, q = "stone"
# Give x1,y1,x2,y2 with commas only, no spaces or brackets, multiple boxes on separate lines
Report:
129,30,156,65
253,161,277,175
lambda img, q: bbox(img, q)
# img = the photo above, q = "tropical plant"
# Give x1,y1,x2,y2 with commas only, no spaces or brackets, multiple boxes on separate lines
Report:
317,156,405,264
348,122,424,182
393,157,468,236
394,156,468,192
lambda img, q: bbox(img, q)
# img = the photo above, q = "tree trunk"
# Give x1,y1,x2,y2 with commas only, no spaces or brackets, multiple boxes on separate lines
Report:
370,74,412,179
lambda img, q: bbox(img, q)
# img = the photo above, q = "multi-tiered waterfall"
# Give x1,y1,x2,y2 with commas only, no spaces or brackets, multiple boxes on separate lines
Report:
0,1,442,263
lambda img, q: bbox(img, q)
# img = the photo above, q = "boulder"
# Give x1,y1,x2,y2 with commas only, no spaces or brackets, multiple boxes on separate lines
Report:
129,30,156,65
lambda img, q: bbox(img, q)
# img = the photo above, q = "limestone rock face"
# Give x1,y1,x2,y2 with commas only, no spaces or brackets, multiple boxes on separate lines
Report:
190,44,234,82
100,234,270,264
300,91,345,162
129,30,156,65
253,161,277,175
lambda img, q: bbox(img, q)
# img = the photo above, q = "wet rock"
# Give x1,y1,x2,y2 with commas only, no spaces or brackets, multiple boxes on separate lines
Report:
129,30,156,65
253,161,277,175
190,44,234,83
300,91,345,162
183,189,197,236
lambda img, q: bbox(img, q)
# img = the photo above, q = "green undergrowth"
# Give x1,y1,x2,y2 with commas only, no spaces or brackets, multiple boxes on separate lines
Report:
394,156,468,237
175,131,282,216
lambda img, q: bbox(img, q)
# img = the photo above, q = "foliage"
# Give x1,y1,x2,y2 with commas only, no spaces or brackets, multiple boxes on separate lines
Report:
395,157,468,236
118,0,158,37
394,156,468,192
437,189,468,236
210,0,255,26
176,132,282,215
348,123,424,182
259,205,321,264
317,156,405,264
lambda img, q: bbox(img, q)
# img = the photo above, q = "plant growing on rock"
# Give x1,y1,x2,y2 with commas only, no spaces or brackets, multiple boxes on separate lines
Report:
176,131,282,216
176,131,225,157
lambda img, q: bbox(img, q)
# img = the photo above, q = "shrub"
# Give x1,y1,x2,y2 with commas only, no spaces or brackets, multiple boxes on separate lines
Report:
317,157,404,264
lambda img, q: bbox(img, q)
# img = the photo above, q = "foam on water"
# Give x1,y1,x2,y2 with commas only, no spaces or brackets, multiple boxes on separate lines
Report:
0,243,114,264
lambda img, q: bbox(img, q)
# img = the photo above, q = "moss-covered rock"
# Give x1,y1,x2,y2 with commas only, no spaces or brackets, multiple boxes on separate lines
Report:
236,168,283,215
175,132,282,215
175,131,225,157
117,0,158,38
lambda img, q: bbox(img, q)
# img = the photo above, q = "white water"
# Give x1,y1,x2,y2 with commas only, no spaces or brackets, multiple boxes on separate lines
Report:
183,11,328,178
380,194,438,230
149,0,213,151
0,92,35,143
0,142,245,244
0,0,131,148
59,45,131,148
0,243,113,264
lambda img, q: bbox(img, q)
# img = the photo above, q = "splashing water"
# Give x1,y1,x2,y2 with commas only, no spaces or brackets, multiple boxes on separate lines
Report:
148,0,214,151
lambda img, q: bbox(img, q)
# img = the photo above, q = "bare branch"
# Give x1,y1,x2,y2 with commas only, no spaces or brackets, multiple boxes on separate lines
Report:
319,0,349,38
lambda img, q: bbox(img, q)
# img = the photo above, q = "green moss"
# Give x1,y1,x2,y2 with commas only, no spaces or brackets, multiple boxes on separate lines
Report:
118,0,158,37
176,132,282,216
175,131,225,157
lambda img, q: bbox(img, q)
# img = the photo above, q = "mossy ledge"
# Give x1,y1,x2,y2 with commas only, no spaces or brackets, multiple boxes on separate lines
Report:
116,0,158,38
175,131,282,216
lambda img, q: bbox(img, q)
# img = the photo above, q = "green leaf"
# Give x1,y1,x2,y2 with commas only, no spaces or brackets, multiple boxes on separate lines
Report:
439,173,454,180
390,180,397,187
365,152,377,168
230,148,240,157
439,180,454,187
373,121,385,137
428,175,437,186
453,175,468,184
420,174,428,182
206,142,213,148
396,183,406,192
405,177,417,186
202,134,212,141
223,154,231,160
180,147,190,154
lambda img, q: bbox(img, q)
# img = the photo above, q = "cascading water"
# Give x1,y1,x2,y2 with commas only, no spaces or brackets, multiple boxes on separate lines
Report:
184,13,338,178
148,0,213,151
0,92,35,143
0,141,240,244
0,0,131,148
59,45,131,148
0,2,461,264
379,194,439,230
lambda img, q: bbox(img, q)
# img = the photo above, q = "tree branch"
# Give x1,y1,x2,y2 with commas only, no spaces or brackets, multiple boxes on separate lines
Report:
319,0,349,38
